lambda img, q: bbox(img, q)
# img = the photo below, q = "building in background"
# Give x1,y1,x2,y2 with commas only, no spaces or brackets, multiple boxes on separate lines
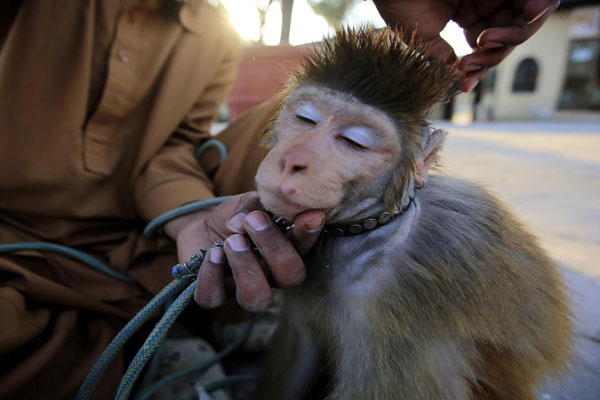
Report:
471,0,600,121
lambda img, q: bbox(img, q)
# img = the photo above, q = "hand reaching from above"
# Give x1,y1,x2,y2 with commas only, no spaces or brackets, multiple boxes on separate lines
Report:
374,0,560,91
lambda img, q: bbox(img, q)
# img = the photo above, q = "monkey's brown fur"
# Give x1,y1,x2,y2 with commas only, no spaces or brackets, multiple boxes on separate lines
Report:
287,27,460,211
253,27,571,400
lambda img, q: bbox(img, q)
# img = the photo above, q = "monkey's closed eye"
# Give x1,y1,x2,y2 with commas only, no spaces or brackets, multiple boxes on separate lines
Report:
338,126,375,151
338,135,367,151
295,114,317,125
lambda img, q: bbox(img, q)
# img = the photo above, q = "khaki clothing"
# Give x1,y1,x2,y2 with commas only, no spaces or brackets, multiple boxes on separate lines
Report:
0,1,274,398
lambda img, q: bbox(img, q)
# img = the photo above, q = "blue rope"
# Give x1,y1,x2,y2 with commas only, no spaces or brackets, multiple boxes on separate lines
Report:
143,196,232,238
195,139,228,163
5,139,241,399
75,277,190,400
144,139,229,238
115,281,197,400
0,242,138,284
134,314,258,400
77,254,206,400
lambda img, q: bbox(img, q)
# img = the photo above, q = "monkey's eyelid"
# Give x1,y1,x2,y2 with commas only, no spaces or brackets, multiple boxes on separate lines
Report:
340,126,377,148
338,135,368,151
295,103,321,123
295,114,317,125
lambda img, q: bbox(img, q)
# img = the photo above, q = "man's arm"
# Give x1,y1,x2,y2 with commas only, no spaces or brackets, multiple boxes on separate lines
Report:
133,43,241,222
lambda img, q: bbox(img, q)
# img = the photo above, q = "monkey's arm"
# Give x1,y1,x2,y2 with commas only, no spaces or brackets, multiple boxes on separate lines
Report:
252,315,323,400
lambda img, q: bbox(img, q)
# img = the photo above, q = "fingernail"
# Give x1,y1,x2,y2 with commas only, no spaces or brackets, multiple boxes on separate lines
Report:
476,31,486,48
462,78,479,93
227,234,248,252
476,31,505,51
209,247,225,263
226,212,246,233
481,41,504,50
462,64,483,73
528,5,551,24
305,213,324,232
245,211,270,231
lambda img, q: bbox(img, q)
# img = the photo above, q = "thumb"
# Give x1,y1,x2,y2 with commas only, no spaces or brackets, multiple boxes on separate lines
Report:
212,191,263,234
424,35,458,65
288,210,325,256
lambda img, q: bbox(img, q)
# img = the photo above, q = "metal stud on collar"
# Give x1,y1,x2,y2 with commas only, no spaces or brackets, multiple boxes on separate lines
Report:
323,199,413,237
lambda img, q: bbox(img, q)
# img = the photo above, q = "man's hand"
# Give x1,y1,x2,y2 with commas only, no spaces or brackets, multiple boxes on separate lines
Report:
374,0,560,91
164,192,324,312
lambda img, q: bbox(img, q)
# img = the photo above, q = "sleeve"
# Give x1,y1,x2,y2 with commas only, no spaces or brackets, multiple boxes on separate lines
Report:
133,40,242,222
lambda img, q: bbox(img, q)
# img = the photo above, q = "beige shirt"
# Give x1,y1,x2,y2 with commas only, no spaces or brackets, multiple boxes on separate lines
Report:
0,3,246,397
0,0,241,245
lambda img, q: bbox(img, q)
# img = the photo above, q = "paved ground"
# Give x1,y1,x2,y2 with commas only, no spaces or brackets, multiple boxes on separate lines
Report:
435,120,600,399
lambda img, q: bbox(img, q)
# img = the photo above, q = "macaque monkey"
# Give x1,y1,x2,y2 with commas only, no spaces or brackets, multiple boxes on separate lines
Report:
251,28,571,400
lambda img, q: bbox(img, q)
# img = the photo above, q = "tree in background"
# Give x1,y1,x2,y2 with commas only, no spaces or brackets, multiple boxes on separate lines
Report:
280,0,293,44
251,0,293,45
307,0,360,29
254,0,275,44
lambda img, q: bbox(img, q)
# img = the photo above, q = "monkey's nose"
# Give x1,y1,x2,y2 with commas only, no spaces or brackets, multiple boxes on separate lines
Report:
282,148,311,173
279,147,312,190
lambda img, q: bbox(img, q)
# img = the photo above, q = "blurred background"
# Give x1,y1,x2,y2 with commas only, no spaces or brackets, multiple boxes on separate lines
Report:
209,1,600,397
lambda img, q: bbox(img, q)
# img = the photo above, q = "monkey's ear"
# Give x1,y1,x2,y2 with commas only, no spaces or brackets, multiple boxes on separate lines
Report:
414,129,447,187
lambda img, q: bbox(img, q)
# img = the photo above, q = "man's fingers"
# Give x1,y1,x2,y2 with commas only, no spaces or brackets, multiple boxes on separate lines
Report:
194,247,227,309
243,211,306,288
476,14,544,51
523,0,560,24
224,234,274,312
289,210,325,257
424,36,458,65
475,0,558,52
475,13,535,51
460,67,489,93
460,46,514,72
464,20,489,49
206,191,265,235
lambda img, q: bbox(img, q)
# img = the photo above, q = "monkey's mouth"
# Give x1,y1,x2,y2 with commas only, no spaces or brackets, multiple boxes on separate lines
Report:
257,186,327,222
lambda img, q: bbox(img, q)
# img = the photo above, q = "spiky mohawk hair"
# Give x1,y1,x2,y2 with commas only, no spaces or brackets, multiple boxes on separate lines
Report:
286,27,461,210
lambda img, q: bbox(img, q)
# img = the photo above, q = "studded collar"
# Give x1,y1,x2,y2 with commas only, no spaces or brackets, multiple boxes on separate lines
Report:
322,198,414,236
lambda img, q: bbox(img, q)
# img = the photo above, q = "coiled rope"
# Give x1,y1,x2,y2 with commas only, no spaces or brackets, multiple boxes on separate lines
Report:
77,278,191,399
115,280,198,399
135,313,258,400
1,140,259,399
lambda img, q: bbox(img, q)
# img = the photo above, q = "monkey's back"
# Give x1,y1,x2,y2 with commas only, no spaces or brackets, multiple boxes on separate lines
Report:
381,174,572,396
259,175,571,400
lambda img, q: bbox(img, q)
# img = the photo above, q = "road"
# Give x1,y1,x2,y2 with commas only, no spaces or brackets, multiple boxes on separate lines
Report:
436,120,600,399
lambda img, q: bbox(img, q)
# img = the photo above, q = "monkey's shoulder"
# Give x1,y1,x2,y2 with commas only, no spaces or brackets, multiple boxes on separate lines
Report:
408,174,555,277
417,174,532,241
418,175,510,218
387,175,569,353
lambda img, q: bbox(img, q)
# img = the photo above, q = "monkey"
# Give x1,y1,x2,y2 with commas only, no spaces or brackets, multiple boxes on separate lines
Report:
250,28,571,400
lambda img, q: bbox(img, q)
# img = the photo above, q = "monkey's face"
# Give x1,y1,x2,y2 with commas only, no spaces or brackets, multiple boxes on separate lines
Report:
256,86,402,222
